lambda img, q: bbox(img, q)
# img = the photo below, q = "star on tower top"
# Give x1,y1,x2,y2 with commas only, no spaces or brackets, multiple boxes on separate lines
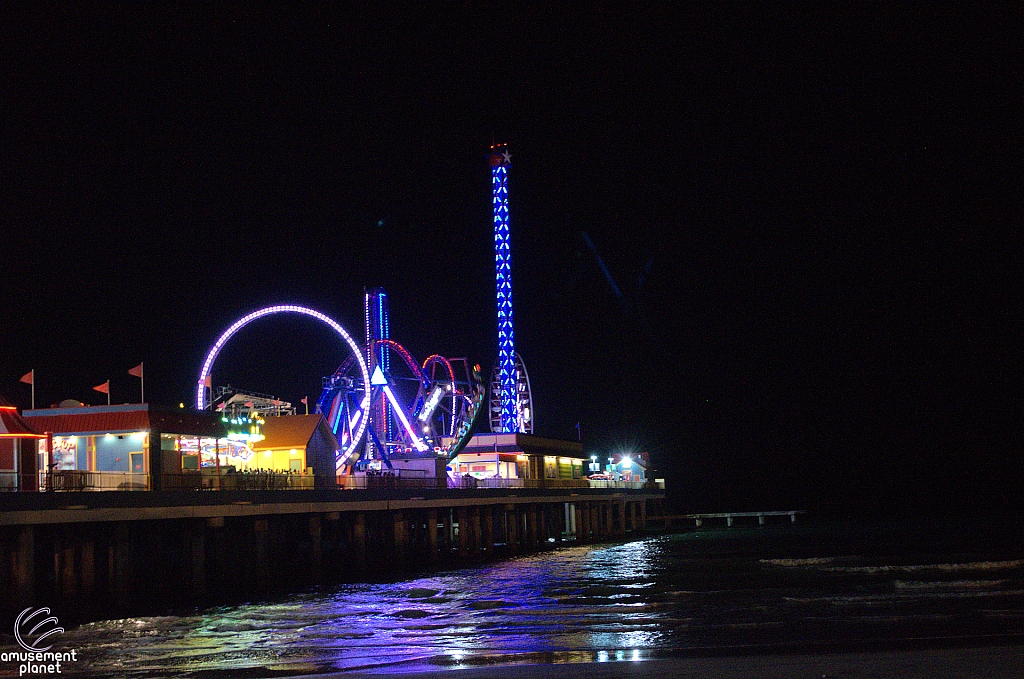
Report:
501,150,512,164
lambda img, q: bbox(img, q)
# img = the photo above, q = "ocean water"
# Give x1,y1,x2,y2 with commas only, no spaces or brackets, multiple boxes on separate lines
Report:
7,522,1024,677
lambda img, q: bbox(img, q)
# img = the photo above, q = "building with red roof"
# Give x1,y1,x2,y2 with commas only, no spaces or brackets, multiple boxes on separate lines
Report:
0,394,45,491
22,403,227,491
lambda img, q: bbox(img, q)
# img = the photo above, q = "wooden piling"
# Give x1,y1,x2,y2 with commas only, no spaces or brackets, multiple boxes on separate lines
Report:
391,511,407,566
481,506,494,557
457,507,470,558
190,519,206,598
254,518,269,585
526,504,539,548
309,515,323,582
442,508,453,561
427,509,439,564
14,525,34,607
505,504,519,553
577,502,589,542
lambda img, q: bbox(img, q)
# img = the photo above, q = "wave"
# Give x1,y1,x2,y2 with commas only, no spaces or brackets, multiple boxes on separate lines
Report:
764,558,1024,573
784,589,1024,605
895,580,1006,590
823,560,1024,574
760,557,837,566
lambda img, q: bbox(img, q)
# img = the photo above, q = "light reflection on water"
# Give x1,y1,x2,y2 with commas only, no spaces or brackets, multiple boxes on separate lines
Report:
44,531,1024,676
62,539,668,675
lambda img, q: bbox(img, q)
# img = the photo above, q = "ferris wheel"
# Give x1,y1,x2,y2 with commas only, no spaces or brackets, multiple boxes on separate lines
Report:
489,352,533,434
196,305,371,470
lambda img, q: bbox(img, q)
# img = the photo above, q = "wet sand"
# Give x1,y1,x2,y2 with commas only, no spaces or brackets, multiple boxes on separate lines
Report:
319,644,1023,679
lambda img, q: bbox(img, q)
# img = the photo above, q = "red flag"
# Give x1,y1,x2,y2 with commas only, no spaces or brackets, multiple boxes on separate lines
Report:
244,401,254,408
204,375,212,388
128,363,143,378
19,370,33,385
301,396,308,405
93,381,110,394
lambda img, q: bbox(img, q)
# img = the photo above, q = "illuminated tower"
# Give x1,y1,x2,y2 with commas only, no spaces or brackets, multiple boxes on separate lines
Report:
487,144,533,434
365,287,391,457
489,145,516,432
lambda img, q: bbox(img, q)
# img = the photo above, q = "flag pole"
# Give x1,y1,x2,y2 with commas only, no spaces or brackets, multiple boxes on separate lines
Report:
93,380,111,406
21,369,36,409
141,362,145,404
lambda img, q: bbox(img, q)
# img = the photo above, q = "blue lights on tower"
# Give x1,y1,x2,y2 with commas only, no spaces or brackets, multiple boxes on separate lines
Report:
367,287,391,447
490,145,517,432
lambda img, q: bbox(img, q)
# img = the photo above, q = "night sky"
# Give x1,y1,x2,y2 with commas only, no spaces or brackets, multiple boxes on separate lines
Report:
3,6,1019,516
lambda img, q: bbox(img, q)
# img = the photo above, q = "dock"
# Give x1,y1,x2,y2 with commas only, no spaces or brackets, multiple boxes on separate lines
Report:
649,510,805,530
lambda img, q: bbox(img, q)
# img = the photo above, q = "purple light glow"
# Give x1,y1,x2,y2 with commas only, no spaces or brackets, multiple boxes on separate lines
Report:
196,304,371,462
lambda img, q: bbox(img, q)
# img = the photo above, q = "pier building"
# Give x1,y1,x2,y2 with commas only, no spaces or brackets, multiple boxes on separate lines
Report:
0,395,45,491
22,403,228,491
452,433,587,487
248,414,339,485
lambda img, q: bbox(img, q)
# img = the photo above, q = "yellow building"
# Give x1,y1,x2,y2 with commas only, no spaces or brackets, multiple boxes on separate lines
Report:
248,414,339,476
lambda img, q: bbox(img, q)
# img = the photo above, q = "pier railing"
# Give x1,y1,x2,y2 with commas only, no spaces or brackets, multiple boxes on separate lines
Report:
5,470,653,493
167,470,316,491
338,475,442,490
0,471,40,492
585,479,648,490
0,471,153,492
57,470,151,491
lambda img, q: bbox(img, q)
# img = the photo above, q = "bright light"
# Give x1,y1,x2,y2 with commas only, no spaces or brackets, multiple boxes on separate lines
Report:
383,385,429,452
622,456,632,469
195,304,371,464
493,160,517,432
417,385,445,424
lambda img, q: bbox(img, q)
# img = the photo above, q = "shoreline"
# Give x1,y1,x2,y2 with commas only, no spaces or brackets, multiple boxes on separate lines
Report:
37,638,1024,678
312,644,1024,679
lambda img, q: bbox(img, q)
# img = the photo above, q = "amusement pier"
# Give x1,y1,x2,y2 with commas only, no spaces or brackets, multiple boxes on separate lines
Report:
0,146,665,624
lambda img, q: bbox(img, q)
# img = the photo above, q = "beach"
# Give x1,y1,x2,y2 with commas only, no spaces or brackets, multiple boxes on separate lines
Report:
324,645,1024,679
